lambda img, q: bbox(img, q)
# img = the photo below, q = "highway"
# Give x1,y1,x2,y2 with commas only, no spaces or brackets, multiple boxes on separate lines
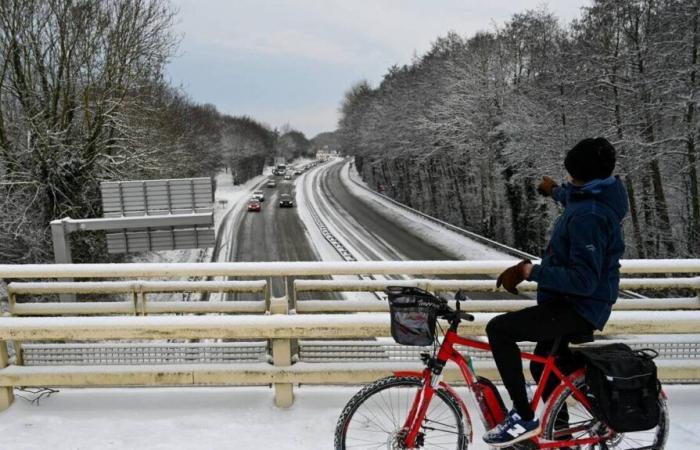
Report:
299,159,517,300
311,160,455,261
227,171,332,300
217,158,520,302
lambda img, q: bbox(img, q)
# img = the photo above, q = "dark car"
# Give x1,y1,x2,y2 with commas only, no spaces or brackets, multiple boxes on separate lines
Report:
279,194,294,208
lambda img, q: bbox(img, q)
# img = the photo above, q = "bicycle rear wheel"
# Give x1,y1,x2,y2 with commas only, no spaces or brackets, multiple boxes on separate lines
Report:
334,375,468,449
542,373,668,449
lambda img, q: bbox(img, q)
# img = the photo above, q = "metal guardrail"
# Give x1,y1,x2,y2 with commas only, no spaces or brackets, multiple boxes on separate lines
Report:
2,259,700,278
8,280,269,315
0,259,699,409
293,278,700,312
0,312,699,409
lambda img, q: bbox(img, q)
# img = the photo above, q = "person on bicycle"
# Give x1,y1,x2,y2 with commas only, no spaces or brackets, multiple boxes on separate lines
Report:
483,137,629,447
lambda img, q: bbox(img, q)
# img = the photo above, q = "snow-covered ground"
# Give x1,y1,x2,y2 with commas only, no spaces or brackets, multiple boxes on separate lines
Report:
1,384,697,449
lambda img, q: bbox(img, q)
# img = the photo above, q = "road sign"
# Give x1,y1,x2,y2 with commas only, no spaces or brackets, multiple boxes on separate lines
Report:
100,178,213,217
99,178,215,254
106,227,215,254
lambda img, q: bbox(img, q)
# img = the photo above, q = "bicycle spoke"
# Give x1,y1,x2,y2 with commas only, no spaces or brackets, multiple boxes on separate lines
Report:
542,374,667,450
337,377,464,449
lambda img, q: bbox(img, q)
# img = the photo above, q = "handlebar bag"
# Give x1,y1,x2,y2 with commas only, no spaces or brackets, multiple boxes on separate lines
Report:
574,343,661,432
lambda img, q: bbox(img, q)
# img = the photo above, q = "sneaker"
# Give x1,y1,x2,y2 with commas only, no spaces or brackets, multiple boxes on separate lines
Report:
483,409,541,447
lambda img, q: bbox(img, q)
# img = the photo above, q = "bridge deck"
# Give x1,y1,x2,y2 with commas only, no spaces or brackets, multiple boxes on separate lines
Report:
0,384,698,449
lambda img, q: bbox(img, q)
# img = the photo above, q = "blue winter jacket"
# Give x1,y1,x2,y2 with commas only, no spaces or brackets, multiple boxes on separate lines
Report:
527,176,629,330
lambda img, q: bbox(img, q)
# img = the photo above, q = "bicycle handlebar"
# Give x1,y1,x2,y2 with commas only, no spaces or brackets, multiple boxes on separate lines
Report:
440,307,475,323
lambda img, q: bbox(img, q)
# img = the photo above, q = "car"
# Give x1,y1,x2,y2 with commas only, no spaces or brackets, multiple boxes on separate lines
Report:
247,199,261,212
284,174,292,180
266,180,277,188
279,194,294,208
294,170,302,175
253,190,265,201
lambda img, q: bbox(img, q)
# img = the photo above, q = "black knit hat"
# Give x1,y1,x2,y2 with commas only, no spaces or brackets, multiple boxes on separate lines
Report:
564,137,616,182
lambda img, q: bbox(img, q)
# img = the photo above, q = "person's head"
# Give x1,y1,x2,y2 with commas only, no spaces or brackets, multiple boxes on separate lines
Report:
564,137,616,185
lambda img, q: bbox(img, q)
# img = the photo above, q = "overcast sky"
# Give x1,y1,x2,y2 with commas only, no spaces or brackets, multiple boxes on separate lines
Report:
166,1,589,138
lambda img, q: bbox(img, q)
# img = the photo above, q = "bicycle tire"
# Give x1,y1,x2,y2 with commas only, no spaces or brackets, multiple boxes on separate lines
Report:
542,373,669,449
334,375,468,449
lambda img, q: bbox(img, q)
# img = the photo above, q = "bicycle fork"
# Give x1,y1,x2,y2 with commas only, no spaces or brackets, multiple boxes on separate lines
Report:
401,369,441,448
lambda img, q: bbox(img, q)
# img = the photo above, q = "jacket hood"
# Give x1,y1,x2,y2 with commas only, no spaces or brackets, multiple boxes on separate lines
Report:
568,176,629,220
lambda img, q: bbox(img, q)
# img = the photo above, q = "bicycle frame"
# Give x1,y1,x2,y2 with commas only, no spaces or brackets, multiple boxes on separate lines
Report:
395,328,614,449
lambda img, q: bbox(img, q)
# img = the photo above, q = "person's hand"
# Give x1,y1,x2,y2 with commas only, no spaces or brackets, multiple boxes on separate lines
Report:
496,260,532,295
537,176,558,197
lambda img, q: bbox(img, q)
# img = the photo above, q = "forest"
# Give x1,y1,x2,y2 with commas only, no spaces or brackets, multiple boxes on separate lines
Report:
0,0,314,264
339,0,700,258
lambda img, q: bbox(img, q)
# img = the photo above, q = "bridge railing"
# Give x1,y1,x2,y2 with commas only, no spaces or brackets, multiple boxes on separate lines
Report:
0,259,699,409
7,280,269,315
293,278,700,312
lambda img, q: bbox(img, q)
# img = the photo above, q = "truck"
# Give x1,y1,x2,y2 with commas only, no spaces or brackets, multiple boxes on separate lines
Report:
273,157,287,176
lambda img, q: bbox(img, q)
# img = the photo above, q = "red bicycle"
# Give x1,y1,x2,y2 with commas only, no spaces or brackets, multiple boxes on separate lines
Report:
334,287,668,449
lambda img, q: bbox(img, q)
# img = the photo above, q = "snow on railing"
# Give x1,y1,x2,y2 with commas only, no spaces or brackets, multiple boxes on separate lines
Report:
1,259,699,278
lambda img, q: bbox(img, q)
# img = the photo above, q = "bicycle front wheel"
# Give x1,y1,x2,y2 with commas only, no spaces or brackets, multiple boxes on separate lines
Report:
334,375,468,449
543,373,669,449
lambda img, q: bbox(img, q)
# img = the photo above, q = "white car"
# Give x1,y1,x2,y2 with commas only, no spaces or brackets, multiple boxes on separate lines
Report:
252,190,265,202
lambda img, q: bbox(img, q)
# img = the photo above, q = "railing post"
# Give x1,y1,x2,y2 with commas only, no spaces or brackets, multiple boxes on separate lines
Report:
264,281,271,312
13,342,23,366
270,296,293,407
284,276,298,311
135,283,145,316
131,291,139,315
8,290,16,315
50,218,75,302
0,342,14,410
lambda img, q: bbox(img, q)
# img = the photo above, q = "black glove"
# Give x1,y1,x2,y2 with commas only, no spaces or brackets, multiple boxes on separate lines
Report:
496,259,532,295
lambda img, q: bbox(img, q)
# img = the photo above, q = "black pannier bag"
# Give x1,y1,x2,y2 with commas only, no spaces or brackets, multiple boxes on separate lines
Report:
574,343,661,433
386,286,443,346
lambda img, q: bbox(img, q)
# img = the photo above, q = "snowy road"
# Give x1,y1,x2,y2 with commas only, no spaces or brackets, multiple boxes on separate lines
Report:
312,160,454,261
229,175,320,299
1,384,697,449
300,159,522,300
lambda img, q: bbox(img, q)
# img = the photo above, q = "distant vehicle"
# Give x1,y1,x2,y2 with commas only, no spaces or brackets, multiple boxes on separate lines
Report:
266,180,277,188
279,194,294,208
294,170,302,175
272,161,287,176
253,190,265,201
284,174,292,180
247,199,261,212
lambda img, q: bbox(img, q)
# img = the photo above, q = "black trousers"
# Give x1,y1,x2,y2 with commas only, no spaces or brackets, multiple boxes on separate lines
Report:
485,301,593,421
